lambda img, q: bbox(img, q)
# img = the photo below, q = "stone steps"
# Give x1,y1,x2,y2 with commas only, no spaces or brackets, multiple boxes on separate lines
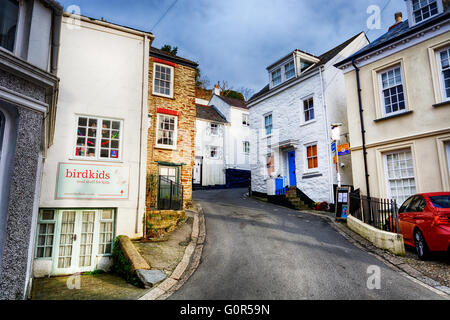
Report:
285,188,310,211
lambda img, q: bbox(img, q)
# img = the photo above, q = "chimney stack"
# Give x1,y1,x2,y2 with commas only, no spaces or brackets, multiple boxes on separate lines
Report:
395,12,403,23
214,84,221,96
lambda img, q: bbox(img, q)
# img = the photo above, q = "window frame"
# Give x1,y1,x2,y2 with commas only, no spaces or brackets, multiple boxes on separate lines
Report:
264,113,273,137
242,113,250,127
35,210,56,260
208,145,221,160
303,97,315,123
152,62,175,99
284,61,296,80
243,141,250,155
155,113,178,150
209,122,219,136
305,143,319,172
411,0,439,25
271,68,282,87
73,115,123,162
98,209,115,256
378,65,408,117
0,0,20,53
436,46,450,102
383,149,417,206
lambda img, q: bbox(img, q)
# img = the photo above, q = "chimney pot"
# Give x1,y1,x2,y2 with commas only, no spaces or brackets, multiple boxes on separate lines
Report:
395,12,403,23
214,84,221,96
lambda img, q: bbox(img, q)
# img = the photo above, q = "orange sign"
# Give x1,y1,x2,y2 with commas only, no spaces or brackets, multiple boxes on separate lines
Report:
337,143,350,156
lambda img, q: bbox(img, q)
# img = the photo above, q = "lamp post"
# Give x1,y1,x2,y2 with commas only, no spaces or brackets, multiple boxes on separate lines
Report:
331,123,343,188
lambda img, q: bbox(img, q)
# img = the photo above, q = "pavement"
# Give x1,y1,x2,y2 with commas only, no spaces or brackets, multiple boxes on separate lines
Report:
169,188,448,300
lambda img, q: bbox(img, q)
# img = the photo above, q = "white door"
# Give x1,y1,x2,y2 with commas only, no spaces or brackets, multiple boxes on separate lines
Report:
53,210,100,275
193,157,202,184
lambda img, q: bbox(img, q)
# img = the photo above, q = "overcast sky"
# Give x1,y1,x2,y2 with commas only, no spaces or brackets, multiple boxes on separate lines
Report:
58,0,404,94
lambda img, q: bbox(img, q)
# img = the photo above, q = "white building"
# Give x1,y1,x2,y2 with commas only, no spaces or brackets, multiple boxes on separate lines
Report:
194,104,228,187
247,33,369,204
35,14,153,277
208,87,251,187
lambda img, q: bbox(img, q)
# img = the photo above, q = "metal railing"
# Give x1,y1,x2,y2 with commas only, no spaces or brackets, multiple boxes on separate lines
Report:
157,176,184,210
350,194,400,234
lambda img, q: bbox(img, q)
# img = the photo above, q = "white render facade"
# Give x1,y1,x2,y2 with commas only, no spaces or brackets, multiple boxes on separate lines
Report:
209,94,251,171
248,33,369,204
35,14,153,277
194,117,227,186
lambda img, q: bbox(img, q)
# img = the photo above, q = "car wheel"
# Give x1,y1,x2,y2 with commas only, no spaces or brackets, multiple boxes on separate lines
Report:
414,229,429,261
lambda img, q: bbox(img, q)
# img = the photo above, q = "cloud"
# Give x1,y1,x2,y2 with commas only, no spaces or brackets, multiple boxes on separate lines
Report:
58,0,403,93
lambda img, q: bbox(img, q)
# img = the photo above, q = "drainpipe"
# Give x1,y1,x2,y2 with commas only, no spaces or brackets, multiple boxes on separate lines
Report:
351,58,371,199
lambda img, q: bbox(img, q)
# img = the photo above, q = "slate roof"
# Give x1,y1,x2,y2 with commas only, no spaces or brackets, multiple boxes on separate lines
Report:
196,105,228,123
150,47,198,68
249,32,365,103
216,95,248,110
335,9,450,68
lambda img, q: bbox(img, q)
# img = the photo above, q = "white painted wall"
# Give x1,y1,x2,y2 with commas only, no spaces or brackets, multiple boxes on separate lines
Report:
195,119,226,186
208,95,250,171
27,0,52,71
37,17,150,275
249,34,368,203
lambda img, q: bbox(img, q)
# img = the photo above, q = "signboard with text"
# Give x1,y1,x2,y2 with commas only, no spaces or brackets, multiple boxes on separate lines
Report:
337,143,350,156
56,163,130,200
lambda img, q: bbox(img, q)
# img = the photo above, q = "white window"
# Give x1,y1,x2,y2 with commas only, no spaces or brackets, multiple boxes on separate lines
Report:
412,0,439,24
437,47,450,101
75,116,122,161
156,114,178,149
285,61,295,80
0,0,19,52
36,210,56,259
209,146,221,159
264,114,273,136
271,68,281,87
384,150,416,206
379,66,407,116
153,63,174,98
99,210,114,255
243,141,250,154
242,114,250,126
210,123,219,136
159,166,178,183
303,97,315,122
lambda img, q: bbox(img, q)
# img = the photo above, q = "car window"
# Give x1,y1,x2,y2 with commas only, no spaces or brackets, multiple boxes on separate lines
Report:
408,196,426,213
399,197,414,213
430,196,450,208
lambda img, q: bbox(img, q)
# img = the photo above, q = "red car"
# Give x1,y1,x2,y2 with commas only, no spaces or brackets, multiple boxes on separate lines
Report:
397,192,450,260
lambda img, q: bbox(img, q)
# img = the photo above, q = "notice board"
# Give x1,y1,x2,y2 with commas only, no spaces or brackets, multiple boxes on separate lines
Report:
335,186,351,221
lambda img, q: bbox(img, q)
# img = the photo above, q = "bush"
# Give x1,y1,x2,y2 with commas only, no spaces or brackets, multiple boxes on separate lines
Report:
313,202,330,212
111,236,143,288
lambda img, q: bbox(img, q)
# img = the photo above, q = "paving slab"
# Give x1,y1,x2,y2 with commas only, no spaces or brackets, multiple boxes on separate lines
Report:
136,270,167,289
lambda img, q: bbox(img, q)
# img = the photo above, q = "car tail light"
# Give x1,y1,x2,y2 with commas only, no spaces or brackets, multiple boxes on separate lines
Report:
434,215,450,225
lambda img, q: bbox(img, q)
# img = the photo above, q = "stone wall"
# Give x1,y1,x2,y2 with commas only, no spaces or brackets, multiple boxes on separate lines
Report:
146,58,196,210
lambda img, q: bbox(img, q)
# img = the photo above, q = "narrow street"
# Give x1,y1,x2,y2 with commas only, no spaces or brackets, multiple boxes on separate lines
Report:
170,189,445,300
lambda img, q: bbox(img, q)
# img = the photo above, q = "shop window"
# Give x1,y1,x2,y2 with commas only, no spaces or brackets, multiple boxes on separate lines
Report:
99,209,114,255
36,210,56,259
0,0,19,52
75,116,122,160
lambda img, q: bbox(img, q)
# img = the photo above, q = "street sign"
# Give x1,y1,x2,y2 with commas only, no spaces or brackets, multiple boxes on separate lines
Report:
337,143,350,156
331,142,336,153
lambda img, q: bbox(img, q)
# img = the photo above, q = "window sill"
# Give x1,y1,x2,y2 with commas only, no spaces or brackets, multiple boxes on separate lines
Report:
432,100,450,108
69,158,124,164
300,119,316,127
374,110,413,123
152,92,174,100
155,145,177,151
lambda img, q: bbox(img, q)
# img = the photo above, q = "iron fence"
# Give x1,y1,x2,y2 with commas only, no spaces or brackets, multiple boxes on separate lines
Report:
157,176,184,210
349,194,400,234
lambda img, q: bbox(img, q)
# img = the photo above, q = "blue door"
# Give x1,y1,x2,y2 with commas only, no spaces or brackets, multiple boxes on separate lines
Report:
288,151,297,187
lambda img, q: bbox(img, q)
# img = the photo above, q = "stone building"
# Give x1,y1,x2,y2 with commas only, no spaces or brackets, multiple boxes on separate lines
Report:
247,33,369,204
146,47,197,215
0,0,63,299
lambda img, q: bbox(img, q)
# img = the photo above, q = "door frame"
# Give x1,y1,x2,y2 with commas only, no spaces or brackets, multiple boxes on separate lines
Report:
52,209,102,276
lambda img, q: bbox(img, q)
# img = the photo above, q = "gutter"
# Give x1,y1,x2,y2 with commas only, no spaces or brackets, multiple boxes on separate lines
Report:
351,58,371,199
